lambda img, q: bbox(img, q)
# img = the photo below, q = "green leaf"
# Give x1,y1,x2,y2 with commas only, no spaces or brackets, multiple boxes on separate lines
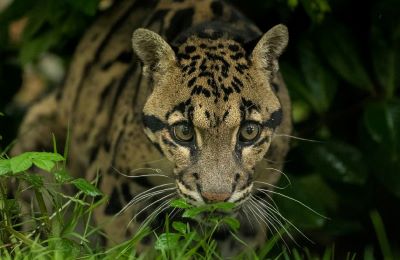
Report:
154,233,181,250
371,34,399,98
72,178,102,196
306,142,368,185
9,153,32,173
170,198,191,209
54,170,73,183
32,158,55,172
222,217,240,231
211,202,236,211
172,221,187,234
364,101,400,157
362,100,400,197
317,21,374,92
371,0,400,98
0,159,11,176
299,40,338,113
182,207,207,219
30,152,64,162
281,38,338,115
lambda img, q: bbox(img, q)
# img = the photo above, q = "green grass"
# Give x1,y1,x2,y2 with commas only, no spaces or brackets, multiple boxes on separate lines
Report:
0,150,395,259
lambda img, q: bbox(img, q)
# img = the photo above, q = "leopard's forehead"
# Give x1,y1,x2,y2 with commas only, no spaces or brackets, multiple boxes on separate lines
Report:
169,36,278,129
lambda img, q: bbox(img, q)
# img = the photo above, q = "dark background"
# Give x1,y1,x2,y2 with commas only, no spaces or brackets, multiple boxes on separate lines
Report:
1,0,399,258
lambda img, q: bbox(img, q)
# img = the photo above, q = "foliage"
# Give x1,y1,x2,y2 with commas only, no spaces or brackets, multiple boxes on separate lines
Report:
0,0,99,64
1,0,400,258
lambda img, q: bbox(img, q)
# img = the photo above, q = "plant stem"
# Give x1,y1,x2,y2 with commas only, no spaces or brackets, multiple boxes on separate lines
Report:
34,188,50,233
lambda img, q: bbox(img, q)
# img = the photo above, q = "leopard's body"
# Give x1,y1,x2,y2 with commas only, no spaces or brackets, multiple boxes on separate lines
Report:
12,0,292,252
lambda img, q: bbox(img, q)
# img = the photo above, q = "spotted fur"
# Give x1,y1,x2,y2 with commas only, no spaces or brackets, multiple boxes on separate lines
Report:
12,0,292,254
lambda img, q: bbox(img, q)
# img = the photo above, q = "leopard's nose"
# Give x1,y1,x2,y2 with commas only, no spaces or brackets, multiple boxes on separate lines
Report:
201,192,230,203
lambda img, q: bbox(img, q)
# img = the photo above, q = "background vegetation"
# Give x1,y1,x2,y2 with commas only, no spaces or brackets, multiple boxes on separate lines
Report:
1,0,399,258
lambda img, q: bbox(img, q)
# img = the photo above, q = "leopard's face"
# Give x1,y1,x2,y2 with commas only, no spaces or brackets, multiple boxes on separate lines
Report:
132,25,288,206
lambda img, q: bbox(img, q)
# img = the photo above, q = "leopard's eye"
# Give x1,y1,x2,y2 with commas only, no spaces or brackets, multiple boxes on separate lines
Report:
172,123,194,142
239,122,261,142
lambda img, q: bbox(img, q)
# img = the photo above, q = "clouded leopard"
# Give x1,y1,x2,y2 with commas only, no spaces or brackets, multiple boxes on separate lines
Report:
12,0,291,253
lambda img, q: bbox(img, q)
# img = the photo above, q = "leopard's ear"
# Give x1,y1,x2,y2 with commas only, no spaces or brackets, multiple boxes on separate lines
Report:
251,24,288,75
132,28,176,78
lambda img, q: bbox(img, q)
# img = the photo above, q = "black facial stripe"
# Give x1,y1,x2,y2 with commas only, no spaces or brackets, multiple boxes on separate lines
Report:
165,98,192,119
177,179,194,192
240,97,260,118
233,190,251,203
143,114,166,132
263,108,283,129
162,136,177,148
253,136,269,148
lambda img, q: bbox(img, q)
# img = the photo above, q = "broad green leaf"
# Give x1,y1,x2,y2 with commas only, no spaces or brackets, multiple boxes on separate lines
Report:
72,178,102,196
9,153,32,173
222,217,240,231
371,34,399,98
298,39,337,114
32,158,55,172
364,101,400,157
154,233,181,250
306,142,368,185
170,198,191,209
30,152,64,162
0,159,11,176
371,0,400,98
211,202,236,211
317,21,373,92
281,38,338,115
172,221,186,234
182,207,207,219
362,100,400,197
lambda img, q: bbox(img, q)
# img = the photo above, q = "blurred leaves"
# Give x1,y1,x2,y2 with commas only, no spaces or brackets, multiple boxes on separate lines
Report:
281,39,337,114
362,100,400,197
0,0,99,64
305,142,367,185
275,174,337,229
0,0,399,256
317,21,374,93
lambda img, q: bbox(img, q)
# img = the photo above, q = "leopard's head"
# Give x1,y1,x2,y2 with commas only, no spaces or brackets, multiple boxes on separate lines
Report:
132,25,288,206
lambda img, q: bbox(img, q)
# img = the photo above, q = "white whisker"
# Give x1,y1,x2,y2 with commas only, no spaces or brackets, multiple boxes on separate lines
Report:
262,167,292,187
254,193,314,244
112,166,172,179
252,196,296,245
257,188,328,219
248,198,285,247
274,134,321,143
117,183,175,215
254,181,287,190
138,199,174,231
128,193,176,227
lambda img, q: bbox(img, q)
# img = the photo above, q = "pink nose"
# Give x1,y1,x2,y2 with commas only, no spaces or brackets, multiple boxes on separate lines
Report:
201,192,230,203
